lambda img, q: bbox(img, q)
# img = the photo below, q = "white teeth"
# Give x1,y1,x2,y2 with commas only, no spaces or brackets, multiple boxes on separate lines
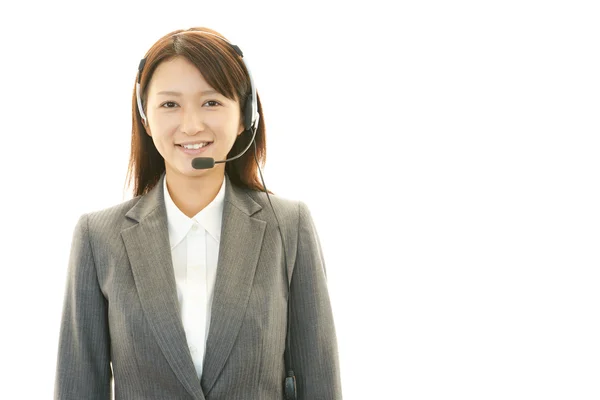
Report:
181,143,210,149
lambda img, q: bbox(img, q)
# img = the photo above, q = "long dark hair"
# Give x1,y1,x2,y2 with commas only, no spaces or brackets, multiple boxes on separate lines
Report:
125,27,268,197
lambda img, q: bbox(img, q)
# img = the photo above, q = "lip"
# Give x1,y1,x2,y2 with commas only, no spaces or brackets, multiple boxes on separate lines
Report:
176,142,213,155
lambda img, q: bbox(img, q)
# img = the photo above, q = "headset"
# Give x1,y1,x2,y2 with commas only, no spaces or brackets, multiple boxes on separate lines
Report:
136,30,297,400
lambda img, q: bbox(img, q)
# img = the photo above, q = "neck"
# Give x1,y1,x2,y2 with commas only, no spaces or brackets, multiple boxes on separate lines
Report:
165,166,225,218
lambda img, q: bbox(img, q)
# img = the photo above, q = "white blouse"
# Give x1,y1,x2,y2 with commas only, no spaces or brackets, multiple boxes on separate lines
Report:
163,175,226,379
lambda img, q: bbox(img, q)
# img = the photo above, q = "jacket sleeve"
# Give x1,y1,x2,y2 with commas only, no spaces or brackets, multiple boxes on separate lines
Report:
54,214,112,400
289,202,343,399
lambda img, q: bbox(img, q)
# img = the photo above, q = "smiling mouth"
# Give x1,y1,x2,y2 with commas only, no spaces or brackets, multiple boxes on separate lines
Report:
176,142,213,155
177,142,212,149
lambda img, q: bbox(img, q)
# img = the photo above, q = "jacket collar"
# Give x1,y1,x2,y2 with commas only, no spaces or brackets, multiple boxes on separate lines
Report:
125,172,262,223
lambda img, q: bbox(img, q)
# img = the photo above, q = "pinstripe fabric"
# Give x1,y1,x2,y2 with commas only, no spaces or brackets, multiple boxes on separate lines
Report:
54,172,342,399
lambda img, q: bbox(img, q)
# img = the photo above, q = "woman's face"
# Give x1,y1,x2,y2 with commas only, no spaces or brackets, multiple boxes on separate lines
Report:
144,56,244,178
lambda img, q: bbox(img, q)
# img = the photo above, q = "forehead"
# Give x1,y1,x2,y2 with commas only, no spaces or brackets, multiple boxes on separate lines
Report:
147,56,213,94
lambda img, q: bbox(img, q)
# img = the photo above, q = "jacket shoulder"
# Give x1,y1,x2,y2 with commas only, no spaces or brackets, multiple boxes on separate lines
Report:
246,189,304,223
80,196,142,234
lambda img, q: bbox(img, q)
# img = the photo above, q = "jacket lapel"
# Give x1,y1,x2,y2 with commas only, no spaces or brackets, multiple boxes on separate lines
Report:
120,172,265,399
121,173,205,400
200,176,265,396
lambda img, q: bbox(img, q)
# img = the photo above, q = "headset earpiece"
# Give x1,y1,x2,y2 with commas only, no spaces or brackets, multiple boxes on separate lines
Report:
244,96,254,132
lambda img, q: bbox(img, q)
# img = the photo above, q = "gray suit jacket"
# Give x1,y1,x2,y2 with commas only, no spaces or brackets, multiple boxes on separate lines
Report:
54,173,342,399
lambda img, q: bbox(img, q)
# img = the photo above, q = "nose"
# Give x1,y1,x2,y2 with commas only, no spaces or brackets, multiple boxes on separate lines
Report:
180,105,206,136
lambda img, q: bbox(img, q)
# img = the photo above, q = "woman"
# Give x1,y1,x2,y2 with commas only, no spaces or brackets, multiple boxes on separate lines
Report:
54,27,342,400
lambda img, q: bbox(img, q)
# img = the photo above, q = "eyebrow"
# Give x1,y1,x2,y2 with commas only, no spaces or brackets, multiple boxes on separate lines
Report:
156,90,219,96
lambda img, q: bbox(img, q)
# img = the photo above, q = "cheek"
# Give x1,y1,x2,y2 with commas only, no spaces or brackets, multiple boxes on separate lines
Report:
211,116,239,141
149,121,178,142
227,111,245,135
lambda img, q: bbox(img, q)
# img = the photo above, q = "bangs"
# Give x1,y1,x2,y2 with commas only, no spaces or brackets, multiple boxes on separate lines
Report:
173,34,248,103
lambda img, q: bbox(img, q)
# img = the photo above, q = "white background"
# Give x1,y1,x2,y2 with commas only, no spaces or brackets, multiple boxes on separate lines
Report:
0,1,599,399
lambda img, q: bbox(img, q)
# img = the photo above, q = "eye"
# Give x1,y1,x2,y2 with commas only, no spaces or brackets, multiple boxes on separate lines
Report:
160,101,179,108
204,100,221,107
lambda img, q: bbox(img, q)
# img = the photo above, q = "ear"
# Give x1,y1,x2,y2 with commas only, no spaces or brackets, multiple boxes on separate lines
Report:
237,119,245,136
143,120,152,137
